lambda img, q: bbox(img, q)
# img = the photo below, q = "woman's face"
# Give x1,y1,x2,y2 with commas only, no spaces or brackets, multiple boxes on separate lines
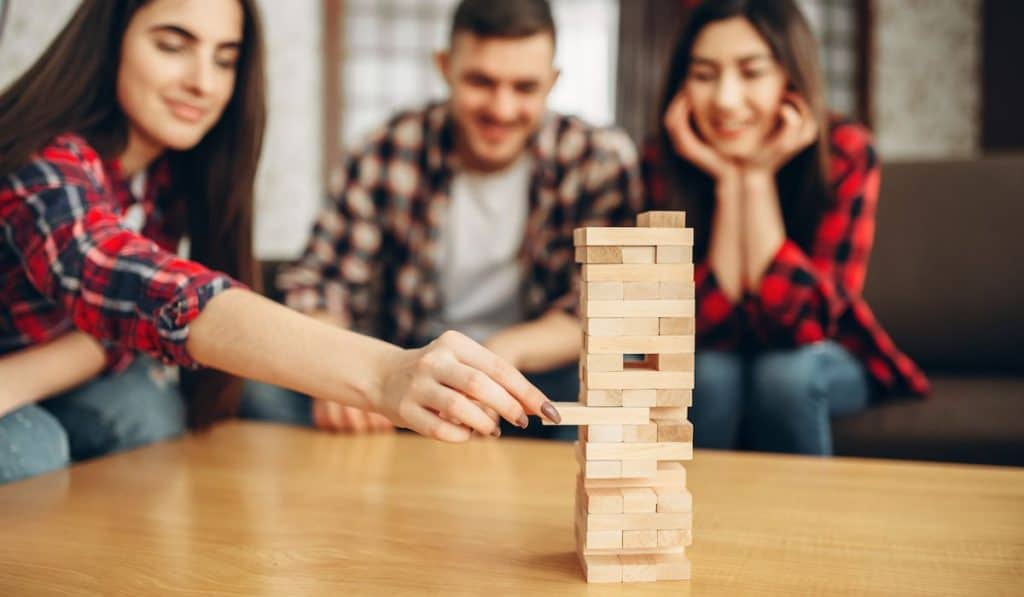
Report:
682,16,787,160
117,0,243,152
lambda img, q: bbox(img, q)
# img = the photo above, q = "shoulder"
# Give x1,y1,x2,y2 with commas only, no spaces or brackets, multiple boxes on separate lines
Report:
543,112,639,167
2,132,108,198
828,117,877,165
352,104,435,157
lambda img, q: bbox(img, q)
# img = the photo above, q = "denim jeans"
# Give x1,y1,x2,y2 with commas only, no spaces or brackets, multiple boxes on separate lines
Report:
0,356,186,484
690,340,870,455
240,362,580,441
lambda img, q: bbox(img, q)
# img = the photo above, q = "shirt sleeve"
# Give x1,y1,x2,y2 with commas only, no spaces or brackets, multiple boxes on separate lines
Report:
747,124,880,346
0,160,243,369
277,143,385,329
551,127,646,315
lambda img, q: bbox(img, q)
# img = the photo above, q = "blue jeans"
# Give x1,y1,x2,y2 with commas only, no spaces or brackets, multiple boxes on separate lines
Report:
691,341,870,455
240,362,580,441
0,356,186,484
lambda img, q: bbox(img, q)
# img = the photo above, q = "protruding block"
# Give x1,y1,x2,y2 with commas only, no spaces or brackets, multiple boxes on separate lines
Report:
637,211,686,228
542,404,650,425
582,263,694,282
574,227,693,247
650,406,688,421
621,488,658,513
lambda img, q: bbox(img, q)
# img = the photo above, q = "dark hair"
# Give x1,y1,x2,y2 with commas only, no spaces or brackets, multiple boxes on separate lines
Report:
450,0,556,45
655,0,831,257
0,0,266,429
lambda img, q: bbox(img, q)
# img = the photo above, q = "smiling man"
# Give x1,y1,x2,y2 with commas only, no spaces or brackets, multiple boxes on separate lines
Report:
242,0,642,438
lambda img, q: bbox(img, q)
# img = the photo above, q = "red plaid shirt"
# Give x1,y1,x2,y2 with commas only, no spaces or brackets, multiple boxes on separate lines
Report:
0,133,242,371
644,121,929,396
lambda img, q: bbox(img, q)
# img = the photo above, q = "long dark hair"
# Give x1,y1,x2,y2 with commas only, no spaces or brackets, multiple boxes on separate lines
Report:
655,0,831,258
0,0,266,429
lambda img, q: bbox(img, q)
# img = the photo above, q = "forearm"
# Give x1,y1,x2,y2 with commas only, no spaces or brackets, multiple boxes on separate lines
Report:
707,176,745,302
0,331,106,416
487,310,581,373
186,288,399,411
741,170,787,291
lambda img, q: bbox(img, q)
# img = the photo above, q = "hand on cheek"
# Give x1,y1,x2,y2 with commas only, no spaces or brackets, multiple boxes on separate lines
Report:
747,92,818,174
663,91,741,183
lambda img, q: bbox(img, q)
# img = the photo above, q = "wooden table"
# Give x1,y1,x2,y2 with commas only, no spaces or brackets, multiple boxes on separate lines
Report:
1,422,1022,596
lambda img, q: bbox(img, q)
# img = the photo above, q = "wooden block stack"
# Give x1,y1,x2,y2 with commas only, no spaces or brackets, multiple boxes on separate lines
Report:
543,211,694,583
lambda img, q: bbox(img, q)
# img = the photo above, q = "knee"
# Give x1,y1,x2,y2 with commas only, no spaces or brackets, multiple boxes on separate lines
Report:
694,351,743,412
0,406,70,484
239,381,313,427
750,344,827,415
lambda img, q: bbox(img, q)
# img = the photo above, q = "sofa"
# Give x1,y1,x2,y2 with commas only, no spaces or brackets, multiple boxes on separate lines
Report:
831,155,1024,466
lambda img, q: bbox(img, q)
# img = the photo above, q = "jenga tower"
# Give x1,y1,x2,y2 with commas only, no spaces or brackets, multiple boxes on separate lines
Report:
543,211,694,583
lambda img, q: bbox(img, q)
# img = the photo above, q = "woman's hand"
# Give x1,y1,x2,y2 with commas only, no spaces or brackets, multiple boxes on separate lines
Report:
746,92,818,175
663,92,740,183
370,331,560,443
313,401,394,433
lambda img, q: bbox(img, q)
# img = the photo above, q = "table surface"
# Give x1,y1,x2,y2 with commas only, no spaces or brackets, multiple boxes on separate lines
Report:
1,421,1022,596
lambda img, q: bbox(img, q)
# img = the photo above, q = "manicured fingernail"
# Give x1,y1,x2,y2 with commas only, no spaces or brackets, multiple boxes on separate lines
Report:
492,426,502,438
517,414,529,429
541,402,561,424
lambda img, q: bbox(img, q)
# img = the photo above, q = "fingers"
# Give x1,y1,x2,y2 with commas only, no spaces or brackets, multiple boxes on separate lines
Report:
314,400,393,433
343,405,369,433
367,412,394,432
400,402,473,443
434,331,555,424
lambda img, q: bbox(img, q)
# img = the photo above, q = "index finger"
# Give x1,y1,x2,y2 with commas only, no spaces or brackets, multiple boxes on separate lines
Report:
439,331,561,424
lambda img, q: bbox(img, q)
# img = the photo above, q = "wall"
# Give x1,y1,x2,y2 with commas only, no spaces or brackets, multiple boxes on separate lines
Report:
872,0,980,159
0,0,323,259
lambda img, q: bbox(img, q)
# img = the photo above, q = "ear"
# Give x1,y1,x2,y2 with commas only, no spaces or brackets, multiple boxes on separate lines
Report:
548,67,562,93
434,50,452,85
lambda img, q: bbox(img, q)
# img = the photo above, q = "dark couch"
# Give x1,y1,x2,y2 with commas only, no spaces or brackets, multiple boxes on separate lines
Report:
831,155,1024,466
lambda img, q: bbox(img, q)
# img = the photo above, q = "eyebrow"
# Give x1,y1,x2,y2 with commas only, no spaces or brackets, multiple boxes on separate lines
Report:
148,24,242,49
691,53,774,67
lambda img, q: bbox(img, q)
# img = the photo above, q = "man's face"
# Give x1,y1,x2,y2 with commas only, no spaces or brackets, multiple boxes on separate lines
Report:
437,31,558,172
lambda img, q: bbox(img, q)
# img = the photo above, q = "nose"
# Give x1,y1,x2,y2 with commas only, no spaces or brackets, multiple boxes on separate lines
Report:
712,71,743,114
488,86,518,124
182,54,216,96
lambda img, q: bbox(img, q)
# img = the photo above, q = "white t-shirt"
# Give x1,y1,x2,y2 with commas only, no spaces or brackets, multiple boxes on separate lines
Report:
425,155,531,343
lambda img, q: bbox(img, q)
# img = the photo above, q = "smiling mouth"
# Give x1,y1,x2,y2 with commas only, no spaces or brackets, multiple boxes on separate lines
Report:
165,99,206,123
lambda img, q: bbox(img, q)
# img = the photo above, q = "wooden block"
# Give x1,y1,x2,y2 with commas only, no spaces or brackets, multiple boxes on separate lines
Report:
658,529,691,548
621,488,658,513
583,512,692,532
656,245,692,264
620,554,658,582
655,488,693,513
582,299,694,318
623,281,660,299
654,553,691,581
583,460,622,479
574,227,693,247
582,389,622,406
585,318,659,336
623,423,658,442
543,404,650,425
585,462,686,489
578,552,622,583
585,354,623,372
584,370,695,390
655,353,695,372
588,424,624,442
585,334,694,355
582,263,694,282
651,406,688,421
660,317,695,334
575,246,621,264
622,530,659,549
656,389,692,407
586,442,693,461
658,421,694,442
580,484,624,514
659,281,695,299
621,460,658,478
620,246,656,264
585,281,623,300
621,389,657,407
637,211,686,228
582,544,685,557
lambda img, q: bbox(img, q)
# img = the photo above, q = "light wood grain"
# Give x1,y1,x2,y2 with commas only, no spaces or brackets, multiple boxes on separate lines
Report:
1,423,1023,595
